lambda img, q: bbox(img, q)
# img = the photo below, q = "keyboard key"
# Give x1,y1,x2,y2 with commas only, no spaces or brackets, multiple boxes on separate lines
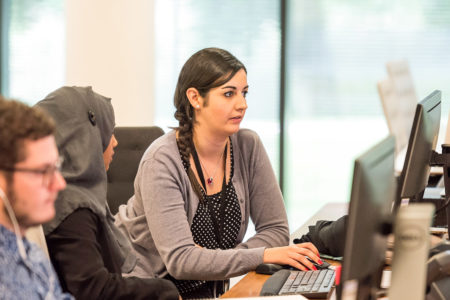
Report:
307,271,319,284
312,283,321,292
284,273,297,289
292,272,304,287
300,271,312,285
281,281,291,291
323,270,335,287
296,286,308,292
315,269,327,283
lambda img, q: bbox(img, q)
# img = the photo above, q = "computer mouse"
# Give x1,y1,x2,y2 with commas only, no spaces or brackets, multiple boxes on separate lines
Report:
280,258,331,272
255,263,283,275
306,257,331,270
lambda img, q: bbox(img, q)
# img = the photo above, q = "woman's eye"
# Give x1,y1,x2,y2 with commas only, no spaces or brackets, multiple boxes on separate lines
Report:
242,91,248,98
224,91,233,97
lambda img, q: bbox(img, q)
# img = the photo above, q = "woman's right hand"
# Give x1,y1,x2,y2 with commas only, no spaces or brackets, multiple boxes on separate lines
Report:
263,242,323,271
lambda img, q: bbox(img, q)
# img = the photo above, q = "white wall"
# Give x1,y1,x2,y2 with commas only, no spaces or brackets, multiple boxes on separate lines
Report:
65,0,154,126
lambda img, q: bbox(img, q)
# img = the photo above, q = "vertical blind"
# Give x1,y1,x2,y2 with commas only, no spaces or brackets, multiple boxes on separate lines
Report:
1,0,64,103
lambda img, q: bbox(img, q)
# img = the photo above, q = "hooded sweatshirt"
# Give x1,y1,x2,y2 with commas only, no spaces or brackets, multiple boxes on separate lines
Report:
35,86,179,300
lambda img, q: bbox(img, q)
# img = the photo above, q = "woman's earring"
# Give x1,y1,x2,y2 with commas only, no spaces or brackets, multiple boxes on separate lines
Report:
196,105,200,109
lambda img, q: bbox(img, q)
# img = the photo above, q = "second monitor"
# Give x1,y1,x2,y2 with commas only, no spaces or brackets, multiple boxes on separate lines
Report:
396,90,441,209
340,135,396,299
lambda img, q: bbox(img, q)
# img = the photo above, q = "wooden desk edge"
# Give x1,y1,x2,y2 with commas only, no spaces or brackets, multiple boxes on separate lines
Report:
221,271,269,298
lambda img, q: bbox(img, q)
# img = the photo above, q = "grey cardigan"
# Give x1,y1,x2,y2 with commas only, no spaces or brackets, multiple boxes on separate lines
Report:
115,129,289,280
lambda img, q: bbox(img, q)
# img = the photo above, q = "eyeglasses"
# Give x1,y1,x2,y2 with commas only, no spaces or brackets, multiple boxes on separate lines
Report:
0,157,63,187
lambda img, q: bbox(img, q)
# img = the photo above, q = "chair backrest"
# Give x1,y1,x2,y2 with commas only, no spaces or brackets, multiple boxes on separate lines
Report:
107,126,164,214
25,225,49,258
377,60,418,156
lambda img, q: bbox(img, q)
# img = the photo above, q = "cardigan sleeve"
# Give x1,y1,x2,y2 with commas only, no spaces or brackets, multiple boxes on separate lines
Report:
46,208,179,300
234,129,290,250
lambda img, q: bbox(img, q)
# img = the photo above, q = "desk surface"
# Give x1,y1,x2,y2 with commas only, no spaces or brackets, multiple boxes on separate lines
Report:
221,271,270,298
221,202,348,298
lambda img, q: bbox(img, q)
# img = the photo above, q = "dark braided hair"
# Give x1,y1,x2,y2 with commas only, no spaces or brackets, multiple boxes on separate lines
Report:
174,48,246,199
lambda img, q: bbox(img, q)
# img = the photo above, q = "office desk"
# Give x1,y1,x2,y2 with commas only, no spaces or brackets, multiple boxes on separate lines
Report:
221,202,348,298
221,271,270,298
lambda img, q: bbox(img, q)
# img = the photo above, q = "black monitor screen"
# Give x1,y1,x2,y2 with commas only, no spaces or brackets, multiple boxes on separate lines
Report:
397,90,441,207
341,135,396,299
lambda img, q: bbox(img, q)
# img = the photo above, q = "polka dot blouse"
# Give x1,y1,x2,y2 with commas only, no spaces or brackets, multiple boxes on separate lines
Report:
172,139,242,295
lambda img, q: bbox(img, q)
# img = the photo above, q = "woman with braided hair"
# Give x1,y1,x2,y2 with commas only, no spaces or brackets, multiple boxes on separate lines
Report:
115,47,322,298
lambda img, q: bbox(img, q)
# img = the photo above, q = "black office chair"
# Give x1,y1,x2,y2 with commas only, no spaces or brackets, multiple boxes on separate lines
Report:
107,126,164,214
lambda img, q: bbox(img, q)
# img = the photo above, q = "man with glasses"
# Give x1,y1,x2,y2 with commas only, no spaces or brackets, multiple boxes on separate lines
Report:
0,96,73,299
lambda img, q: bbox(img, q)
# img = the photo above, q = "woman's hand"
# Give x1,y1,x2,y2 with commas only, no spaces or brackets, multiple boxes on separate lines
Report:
263,242,323,271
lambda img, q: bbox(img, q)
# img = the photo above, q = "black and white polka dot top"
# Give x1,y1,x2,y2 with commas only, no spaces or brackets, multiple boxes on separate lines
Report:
171,139,242,294
190,140,242,250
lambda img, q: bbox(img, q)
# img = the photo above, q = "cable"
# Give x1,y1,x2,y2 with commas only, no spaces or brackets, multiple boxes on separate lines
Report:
0,186,27,260
0,186,56,299
434,196,450,218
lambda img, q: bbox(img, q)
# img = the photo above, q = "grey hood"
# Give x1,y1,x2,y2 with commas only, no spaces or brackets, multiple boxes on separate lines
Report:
35,86,136,273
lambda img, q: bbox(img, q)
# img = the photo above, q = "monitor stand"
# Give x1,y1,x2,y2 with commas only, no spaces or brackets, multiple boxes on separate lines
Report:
388,203,435,300
422,187,448,227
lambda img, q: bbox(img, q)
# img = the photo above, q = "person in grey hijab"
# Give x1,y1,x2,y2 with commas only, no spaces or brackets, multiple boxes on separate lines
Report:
35,86,179,300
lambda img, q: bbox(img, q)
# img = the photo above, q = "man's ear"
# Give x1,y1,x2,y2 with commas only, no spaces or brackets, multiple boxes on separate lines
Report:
186,88,201,109
0,173,7,192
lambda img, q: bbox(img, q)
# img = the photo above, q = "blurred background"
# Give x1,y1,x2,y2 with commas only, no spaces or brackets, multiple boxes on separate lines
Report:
1,0,450,233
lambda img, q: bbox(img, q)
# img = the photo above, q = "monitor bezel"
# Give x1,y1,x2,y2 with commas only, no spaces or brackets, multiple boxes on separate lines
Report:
395,90,441,210
340,135,396,299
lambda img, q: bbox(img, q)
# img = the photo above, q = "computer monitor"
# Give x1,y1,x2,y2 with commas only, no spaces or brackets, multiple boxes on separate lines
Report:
395,90,441,210
340,135,396,299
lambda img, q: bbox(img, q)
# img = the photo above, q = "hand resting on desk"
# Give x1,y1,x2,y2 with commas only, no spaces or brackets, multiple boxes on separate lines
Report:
256,259,332,275
263,242,324,271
